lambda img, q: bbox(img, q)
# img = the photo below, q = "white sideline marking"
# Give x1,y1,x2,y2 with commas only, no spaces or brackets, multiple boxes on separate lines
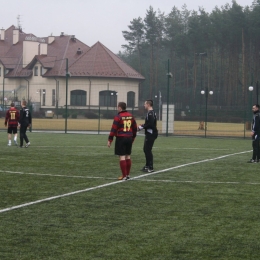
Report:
129,150,252,180
12,145,231,150
0,170,115,180
0,150,251,214
137,179,260,185
165,148,230,150
36,146,106,148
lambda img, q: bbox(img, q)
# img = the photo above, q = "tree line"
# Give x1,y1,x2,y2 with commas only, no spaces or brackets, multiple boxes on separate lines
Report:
118,0,260,111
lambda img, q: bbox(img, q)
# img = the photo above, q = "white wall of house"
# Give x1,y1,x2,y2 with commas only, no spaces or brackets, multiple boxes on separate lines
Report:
23,41,39,68
1,62,140,108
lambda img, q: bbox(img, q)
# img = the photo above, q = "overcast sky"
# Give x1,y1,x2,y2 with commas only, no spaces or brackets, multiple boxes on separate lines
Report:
0,0,254,53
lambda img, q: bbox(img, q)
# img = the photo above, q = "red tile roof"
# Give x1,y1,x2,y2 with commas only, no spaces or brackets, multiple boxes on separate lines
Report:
0,26,145,80
69,41,145,80
26,55,57,69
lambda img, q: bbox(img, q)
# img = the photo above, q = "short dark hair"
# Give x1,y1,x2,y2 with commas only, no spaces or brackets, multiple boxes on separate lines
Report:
254,104,260,109
118,102,126,110
10,102,15,107
145,100,153,107
22,100,27,106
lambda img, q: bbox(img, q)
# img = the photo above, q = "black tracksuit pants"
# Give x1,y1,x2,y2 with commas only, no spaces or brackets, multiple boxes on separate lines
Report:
20,124,29,146
143,134,156,169
252,139,260,161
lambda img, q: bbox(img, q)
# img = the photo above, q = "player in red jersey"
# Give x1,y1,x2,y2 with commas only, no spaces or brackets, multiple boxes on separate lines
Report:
107,102,137,180
5,102,20,146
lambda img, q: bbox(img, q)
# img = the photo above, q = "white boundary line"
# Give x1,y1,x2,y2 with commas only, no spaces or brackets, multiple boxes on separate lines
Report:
0,171,115,180
137,179,260,185
0,150,251,214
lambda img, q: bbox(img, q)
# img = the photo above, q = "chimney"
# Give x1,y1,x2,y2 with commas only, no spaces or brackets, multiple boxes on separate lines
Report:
13,28,19,44
60,32,64,37
0,28,5,40
39,43,47,55
48,35,55,44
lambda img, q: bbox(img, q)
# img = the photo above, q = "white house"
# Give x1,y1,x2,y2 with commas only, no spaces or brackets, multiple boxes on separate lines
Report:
0,26,144,111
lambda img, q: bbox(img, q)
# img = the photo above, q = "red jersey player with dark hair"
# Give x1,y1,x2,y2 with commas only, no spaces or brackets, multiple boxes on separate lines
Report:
107,102,137,180
5,102,20,146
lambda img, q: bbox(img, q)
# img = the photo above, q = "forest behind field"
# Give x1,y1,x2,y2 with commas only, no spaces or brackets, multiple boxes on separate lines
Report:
119,0,260,111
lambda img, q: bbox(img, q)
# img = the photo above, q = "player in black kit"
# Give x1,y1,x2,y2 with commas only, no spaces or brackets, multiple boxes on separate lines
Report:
138,100,158,172
18,100,32,148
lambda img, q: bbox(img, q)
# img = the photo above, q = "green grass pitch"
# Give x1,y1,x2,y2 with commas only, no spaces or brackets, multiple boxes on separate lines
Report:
0,131,259,259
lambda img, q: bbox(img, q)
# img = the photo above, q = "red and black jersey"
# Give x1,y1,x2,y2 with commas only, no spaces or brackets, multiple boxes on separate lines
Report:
108,111,137,142
5,107,20,127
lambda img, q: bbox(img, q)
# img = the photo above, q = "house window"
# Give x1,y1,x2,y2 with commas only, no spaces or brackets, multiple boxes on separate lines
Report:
52,89,56,106
127,91,135,108
34,66,38,76
70,90,86,106
99,91,117,107
40,66,45,76
42,89,46,106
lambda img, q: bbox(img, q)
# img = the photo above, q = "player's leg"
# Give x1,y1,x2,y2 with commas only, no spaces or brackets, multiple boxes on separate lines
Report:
125,138,133,179
252,140,257,161
23,126,30,147
19,126,25,147
144,134,155,172
126,155,131,179
7,127,12,146
119,156,127,180
141,137,149,171
13,127,18,146
115,137,127,180
257,139,260,162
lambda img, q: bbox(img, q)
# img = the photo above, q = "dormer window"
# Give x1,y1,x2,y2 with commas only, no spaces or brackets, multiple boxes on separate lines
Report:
40,66,46,76
34,66,38,76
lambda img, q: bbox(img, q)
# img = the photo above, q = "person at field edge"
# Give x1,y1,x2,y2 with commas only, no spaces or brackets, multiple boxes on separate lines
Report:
107,102,137,180
5,102,20,146
138,99,158,173
247,104,260,163
18,100,32,148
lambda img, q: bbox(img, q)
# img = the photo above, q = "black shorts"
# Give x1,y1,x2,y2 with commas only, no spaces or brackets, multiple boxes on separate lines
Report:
115,137,133,156
7,127,17,134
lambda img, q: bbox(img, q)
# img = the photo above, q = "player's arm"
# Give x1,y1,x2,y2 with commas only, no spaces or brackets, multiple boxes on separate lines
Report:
253,114,260,139
132,118,137,142
16,110,20,122
28,110,32,126
4,110,9,127
107,116,119,147
18,109,23,125
142,111,156,129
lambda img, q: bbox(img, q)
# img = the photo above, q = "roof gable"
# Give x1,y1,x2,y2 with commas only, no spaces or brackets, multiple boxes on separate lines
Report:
26,55,56,69
69,41,144,80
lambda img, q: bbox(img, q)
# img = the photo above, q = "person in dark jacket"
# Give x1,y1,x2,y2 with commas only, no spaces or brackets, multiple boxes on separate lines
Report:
138,100,158,172
18,100,32,148
248,104,260,163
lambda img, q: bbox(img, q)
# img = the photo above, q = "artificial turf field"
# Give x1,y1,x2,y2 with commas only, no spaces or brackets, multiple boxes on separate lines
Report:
0,131,259,260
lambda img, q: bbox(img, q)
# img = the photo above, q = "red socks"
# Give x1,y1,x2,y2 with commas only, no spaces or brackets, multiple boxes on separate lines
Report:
120,159,132,177
120,160,127,177
126,159,131,175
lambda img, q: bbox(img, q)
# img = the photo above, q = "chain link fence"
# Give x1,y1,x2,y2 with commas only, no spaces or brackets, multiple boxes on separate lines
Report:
0,105,253,138
0,81,254,138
